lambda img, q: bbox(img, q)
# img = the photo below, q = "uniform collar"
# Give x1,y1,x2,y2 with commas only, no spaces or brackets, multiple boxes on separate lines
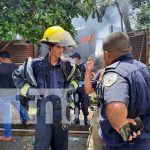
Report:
42,54,61,67
106,53,134,69
114,53,134,62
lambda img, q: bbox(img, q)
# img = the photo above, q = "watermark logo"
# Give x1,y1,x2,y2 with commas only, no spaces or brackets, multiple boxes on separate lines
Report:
0,88,75,125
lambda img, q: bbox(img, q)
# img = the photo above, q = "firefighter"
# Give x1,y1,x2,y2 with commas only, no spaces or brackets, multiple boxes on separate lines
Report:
12,26,80,150
71,52,90,125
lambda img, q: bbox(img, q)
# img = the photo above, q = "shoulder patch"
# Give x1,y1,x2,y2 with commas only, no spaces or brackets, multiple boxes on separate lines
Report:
103,72,117,87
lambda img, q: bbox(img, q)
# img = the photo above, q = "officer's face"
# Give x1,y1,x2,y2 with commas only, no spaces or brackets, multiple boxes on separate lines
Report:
103,51,108,66
103,50,113,66
104,50,118,66
51,45,64,58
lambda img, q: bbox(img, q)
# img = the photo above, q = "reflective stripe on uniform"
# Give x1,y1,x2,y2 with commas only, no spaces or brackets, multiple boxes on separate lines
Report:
70,80,78,89
20,83,30,97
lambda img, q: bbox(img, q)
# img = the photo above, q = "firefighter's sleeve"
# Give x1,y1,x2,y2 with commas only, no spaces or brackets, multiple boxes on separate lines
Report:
12,61,38,100
20,83,39,100
12,63,30,97
12,63,26,89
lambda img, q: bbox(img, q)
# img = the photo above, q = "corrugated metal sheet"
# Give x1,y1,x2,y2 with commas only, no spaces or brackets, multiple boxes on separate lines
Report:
0,41,34,65
128,31,149,65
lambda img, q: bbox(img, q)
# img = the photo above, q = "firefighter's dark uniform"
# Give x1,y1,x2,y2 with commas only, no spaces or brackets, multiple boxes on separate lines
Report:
12,55,80,150
73,62,89,124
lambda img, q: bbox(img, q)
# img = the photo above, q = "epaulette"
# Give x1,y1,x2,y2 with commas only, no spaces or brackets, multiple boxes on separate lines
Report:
106,61,120,70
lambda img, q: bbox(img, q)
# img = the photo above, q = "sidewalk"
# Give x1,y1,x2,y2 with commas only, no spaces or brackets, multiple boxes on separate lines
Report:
0,136,87,150
0,103,96,150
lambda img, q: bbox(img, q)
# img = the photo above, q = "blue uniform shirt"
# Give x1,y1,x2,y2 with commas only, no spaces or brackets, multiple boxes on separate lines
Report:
99,53,150,148
32,56,65,99
32,56,67,123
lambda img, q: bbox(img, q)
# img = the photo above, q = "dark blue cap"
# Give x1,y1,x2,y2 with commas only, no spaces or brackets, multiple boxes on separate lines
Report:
71,52,81,59
0,51,10,58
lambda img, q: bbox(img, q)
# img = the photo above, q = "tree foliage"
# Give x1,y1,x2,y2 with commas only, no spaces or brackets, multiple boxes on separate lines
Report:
130,0,150,30
92,0,116,22
130,0,149,9
93,0,132,31
0,0,93,42
95,0,150,31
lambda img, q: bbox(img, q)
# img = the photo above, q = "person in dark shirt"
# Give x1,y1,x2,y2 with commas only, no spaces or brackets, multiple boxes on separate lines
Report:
0,51,29,141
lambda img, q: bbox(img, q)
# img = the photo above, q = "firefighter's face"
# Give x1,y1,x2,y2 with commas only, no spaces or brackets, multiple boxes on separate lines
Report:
51,45,64,58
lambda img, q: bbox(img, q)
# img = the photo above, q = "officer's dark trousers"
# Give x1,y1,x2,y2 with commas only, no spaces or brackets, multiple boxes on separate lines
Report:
74,86,89,116
34,99,68,150
106,140,150,150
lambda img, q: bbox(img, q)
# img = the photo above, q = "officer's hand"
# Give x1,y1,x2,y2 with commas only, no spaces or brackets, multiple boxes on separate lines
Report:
127,118,141,141
119,118,141,141
86,57,94,72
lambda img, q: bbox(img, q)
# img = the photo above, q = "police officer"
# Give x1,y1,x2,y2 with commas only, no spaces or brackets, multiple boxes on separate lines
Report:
12,26,80,150
71,52,90,125
85,32,150,150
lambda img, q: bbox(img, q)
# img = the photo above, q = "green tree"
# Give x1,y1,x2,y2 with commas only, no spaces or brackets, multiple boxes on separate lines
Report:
0,0,93,42
93,0,132,32
130,0,149,9
94,0,150,32
130,0,150,30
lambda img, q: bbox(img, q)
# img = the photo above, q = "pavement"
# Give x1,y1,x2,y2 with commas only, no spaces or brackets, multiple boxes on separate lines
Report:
0,136,87,150
0,104,97,150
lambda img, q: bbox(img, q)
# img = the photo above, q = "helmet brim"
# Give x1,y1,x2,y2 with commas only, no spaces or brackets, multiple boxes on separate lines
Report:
41,31,77,47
